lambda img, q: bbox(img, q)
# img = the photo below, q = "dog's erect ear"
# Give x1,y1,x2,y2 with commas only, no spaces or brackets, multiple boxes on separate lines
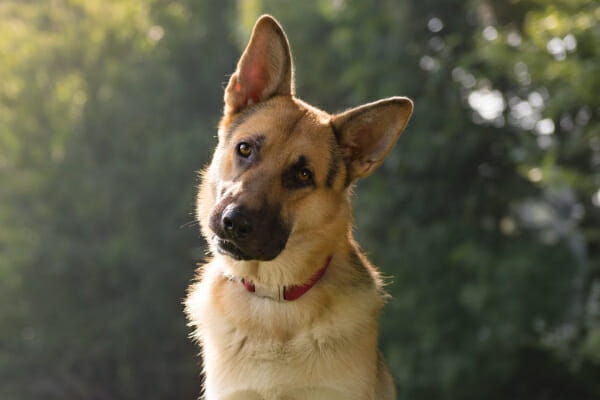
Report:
332,97,413,181
224,15,294,115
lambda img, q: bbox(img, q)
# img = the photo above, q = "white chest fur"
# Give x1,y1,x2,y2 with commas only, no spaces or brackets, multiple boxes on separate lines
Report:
185,261,382,400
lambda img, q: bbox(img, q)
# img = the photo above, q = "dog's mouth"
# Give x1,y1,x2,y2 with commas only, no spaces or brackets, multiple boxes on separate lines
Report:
214,236,247,261
212,235,287,262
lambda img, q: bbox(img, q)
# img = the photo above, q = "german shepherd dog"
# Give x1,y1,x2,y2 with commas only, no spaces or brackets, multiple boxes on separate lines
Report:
185,15,413,400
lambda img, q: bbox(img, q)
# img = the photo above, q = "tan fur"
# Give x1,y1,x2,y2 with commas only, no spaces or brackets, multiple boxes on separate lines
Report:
185,15,413,400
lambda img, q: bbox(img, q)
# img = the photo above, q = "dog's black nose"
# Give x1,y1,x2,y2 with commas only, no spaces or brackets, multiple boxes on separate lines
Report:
221,206,252,239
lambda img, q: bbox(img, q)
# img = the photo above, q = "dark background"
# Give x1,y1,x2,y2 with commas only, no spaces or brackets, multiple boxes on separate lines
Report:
1,0,599,399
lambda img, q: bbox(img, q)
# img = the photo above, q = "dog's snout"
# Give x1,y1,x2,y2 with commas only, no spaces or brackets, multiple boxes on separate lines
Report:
221,206,252,239
209,200,290,261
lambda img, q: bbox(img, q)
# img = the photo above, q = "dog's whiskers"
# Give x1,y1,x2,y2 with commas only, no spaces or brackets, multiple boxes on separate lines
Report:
180,220,199,229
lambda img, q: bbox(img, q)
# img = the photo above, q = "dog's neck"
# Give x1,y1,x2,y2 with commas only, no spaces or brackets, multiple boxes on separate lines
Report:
226,256,332,302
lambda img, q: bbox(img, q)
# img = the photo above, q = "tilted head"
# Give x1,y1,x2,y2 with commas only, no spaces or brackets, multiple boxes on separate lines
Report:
197,15,413,263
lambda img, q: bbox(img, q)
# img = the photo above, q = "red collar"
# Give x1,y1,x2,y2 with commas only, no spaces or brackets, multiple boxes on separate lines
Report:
241,256,332,301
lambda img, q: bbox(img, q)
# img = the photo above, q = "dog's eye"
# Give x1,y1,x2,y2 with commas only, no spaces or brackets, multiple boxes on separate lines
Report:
282,156,315,189
237,142,252,158
296,167,313,184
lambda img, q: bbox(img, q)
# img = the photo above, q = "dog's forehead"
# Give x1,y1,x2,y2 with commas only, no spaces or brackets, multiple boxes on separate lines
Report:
223,97,333,149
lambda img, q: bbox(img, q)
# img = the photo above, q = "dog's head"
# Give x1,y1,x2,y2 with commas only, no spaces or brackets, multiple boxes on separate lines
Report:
197,15,413,263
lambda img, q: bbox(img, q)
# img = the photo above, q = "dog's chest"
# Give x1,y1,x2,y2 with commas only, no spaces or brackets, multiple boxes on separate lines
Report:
193,277,379,399
204,291,343,365
204,328,373,400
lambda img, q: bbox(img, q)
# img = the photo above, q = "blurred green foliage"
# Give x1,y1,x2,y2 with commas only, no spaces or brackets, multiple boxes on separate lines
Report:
1,0,599,399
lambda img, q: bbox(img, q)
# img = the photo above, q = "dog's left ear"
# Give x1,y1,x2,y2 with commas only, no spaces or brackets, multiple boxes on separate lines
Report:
224,15,294,115
332,97,413,181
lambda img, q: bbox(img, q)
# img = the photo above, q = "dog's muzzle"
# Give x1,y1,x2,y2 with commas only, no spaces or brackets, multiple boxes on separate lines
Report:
209,203,290,261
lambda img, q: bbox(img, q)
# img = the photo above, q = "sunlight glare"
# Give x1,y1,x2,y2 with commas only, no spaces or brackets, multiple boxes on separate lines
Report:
482,26,498,41
535,118,555,135
148,25,164,42
592,189,600,207
468,89,505,121
427,17,444,33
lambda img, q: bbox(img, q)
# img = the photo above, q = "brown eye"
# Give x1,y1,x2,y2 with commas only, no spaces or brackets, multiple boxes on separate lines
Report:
282,157,314,189
296,167,313,183
237,142,252,158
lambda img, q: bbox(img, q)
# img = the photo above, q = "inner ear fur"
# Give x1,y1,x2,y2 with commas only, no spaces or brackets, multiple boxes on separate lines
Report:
224,15,294,115
332,97,413,181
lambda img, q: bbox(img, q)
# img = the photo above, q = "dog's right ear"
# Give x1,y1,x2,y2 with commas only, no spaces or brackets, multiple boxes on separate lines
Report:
224,15,294,115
